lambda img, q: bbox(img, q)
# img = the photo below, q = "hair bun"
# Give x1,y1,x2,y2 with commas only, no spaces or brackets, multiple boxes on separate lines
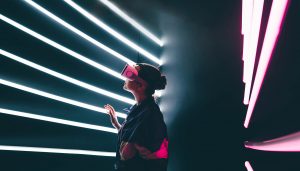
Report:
155,75,167,90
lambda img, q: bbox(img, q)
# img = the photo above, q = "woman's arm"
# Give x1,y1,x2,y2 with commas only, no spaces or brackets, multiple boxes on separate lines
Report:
104,104,121,131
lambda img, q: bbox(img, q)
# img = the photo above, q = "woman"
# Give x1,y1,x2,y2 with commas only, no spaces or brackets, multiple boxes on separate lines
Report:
104,63,169,171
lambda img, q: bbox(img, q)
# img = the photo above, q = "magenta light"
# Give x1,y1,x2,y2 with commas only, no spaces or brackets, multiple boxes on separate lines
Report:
245,131,300,152
245,161,254,171
244,0,289,128
243,0,264,105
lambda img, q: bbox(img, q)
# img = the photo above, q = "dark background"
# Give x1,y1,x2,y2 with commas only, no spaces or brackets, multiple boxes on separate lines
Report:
0,0,299,170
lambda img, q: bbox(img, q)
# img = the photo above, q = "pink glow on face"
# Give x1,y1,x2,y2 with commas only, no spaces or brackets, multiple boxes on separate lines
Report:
245,131,300,152
121,64,138,81
245,161,254,171
243,0,264,105
244,0,289,128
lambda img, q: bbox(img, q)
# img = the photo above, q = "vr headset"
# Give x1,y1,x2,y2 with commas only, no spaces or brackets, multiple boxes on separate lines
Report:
121,64,138,81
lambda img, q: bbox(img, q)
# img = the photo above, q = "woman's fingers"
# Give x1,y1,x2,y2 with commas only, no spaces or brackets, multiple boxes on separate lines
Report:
106,104,116,114
104,104,116,116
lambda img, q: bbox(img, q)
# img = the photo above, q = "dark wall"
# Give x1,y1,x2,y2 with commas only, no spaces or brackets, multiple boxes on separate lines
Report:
1,0,299,171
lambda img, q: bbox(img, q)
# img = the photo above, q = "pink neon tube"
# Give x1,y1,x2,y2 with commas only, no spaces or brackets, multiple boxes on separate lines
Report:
243,0,264,104
245,161,254,171
242,0,254,83
245,131,300,152
244,0,289,128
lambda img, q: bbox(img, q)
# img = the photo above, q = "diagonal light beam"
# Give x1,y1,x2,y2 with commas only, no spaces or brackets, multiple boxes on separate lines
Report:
98,0,163,47
64,0,162,65
244,0,289,128
243,0,264,105
24,0,135,66
0,49,135,105
0,14,125,80
0,78,127,119
0,108,117,133
245,161,254,171
0,145,116,157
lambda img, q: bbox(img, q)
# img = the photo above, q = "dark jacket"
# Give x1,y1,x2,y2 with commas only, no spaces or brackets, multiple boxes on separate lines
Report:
115,97,168,171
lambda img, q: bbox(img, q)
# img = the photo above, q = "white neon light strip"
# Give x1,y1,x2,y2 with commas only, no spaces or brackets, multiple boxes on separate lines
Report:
0,14,125,80
245,161,254,171
0,108,117,133
0,145,116,157
0,49,135,105
64,0,162,65
24,0,135,66
243,0,264,105
242,0,253,83
244,0,289,128
99,0,163,47
0,78,127,119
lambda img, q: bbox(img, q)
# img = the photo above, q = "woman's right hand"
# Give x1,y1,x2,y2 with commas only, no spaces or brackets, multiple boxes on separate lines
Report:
104,104,121,130
104,104,116,118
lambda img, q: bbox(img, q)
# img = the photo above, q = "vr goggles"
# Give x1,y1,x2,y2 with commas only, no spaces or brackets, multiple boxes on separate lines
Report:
121,64,138,81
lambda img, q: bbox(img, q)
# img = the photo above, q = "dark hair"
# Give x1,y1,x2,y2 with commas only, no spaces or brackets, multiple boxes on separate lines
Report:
137,63,167,95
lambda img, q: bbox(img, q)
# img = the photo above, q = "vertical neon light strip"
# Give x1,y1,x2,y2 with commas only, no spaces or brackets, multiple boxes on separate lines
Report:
242,0,254,83
245,161,254,171
99,0,163,47
243,0,264,105
24,0,135,66
244,0,289,128
64,0,162,65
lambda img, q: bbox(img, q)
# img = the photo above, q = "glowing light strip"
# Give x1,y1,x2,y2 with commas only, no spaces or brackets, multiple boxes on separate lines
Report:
244,0,289,128
245,131,300,152
245,161,254,171
242,0,253,83
243,0,264,105
25,0,135,66
0,78,127,119
64,0,162,65
0,14,125,80
99,0,163,47
241,0,254,35
0,145,116,157
0,49,135,105
0,108,117,133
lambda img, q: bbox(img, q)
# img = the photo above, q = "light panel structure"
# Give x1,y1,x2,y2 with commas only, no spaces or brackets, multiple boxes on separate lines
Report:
0,14,125,81
0,108,117,133
0,78,127,118
64,0,162,65
244,0,289,128
0,145,116,157
24,0,135,66
98,0,163,46
0,49,135,105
